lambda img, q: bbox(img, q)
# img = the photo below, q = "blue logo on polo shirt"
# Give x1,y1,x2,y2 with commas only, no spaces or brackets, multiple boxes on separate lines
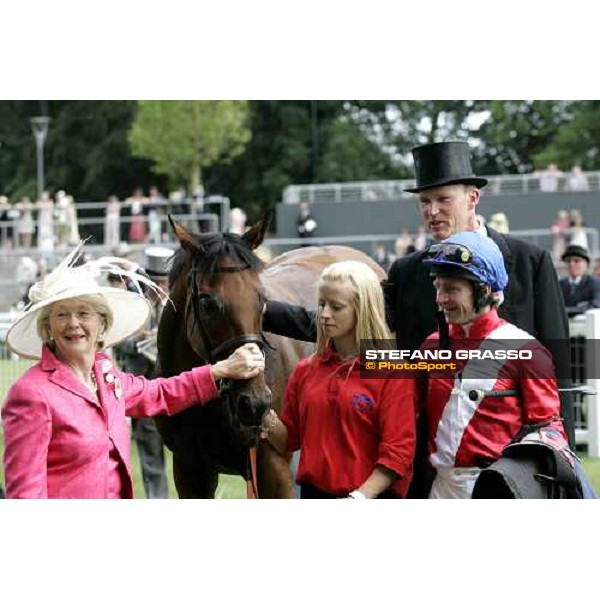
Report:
352,393,374,413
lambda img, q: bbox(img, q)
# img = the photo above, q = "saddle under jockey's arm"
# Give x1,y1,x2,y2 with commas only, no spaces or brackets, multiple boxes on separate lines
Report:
263,300,317,343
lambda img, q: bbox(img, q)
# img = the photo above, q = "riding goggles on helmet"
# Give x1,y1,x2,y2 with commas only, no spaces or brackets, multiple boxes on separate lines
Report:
424,242,492,289
426,243,473,265
423,231,509,293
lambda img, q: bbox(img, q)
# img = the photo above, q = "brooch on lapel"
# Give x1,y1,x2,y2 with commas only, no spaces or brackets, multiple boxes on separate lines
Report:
99,359,122,400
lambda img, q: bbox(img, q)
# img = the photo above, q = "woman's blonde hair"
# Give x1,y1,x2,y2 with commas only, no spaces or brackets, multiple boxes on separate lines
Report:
315,260,391,356
37,294,114,349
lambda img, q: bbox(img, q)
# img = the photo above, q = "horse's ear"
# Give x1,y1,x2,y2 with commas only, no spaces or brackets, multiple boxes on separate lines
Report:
169,215,203,254
242,212,271,250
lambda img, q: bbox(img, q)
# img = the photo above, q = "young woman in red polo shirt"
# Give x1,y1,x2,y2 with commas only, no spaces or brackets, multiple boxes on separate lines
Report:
262,260,416,499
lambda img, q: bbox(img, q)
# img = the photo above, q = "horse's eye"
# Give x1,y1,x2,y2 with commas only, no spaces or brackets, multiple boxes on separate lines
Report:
198,293,221,314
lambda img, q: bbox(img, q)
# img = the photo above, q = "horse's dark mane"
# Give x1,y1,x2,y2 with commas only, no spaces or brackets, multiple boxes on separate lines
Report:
169,232,263,285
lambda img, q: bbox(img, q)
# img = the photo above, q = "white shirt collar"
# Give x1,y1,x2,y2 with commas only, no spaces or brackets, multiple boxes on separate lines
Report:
475,218,488,237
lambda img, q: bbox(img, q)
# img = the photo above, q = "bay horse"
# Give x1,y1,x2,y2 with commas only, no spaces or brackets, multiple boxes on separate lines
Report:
155,214,386,498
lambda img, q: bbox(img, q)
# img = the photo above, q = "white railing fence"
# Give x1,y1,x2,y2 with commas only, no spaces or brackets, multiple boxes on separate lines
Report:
583,310,600,456
569,311,600,456
0,195,230,251
283,171,600,203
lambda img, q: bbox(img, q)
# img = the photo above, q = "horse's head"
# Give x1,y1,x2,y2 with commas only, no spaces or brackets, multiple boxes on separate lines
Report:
170,214,272,441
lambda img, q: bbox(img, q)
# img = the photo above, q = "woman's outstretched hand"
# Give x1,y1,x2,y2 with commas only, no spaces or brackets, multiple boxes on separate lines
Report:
211,343,265,381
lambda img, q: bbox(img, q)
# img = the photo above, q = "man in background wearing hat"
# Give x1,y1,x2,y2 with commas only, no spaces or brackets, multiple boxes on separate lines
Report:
110,246,175,498
560,245,600,317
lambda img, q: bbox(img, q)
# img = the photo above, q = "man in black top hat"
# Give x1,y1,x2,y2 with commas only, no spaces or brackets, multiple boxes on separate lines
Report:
560,244,600,316
264,141,575,458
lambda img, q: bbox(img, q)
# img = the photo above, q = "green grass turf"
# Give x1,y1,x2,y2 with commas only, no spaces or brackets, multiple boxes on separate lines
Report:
130,439,247,499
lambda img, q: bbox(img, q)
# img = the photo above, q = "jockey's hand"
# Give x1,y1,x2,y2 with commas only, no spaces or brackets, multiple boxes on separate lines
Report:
211,343,265,381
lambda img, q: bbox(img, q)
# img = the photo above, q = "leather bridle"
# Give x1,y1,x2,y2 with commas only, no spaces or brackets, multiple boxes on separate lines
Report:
186,258,273,499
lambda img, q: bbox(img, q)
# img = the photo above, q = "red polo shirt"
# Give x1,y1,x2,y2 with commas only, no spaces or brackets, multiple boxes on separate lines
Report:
281,348,416,498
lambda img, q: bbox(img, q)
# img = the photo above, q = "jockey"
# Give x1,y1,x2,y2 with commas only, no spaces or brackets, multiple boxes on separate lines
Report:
420,231,580,499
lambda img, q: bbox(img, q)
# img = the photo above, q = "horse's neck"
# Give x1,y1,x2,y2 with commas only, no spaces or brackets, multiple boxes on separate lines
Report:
158,295,199,376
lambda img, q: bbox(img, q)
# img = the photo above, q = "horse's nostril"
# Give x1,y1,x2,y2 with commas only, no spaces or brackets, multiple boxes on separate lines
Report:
238,394,255,417
239,394,252,409
236,393,270,428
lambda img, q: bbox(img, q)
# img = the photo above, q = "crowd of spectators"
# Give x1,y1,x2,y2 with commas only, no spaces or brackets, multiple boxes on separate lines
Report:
0,185,224,256
2,170,600,315
0,190,80,251
537,164,591,193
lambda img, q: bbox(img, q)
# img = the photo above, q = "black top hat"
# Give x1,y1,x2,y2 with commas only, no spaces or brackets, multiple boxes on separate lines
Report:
404,141,488,193
562,244,590,263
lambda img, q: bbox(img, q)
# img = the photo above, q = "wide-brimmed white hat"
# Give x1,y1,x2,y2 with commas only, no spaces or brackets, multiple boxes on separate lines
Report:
7,244,153,360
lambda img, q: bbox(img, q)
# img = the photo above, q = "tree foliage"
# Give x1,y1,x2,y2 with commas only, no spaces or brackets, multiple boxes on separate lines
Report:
2,100,600,218
204,101,342,217
532,100,600,170
347,100,489,158
0,100,39,198
473,100,574,174
317,116,403,182
204,101,403,218
129,100,251,191
0,100,162,200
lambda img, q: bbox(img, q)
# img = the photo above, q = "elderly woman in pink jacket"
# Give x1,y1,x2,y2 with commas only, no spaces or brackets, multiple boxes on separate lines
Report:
2,245,265,499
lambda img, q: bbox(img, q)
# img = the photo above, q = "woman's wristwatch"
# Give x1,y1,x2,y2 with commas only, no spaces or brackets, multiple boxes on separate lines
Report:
348,490,367,500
